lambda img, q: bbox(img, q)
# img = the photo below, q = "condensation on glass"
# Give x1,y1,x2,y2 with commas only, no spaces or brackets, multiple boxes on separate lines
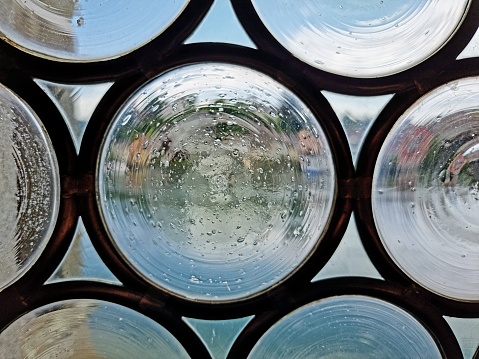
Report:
373,77,479,302
0,0,189,62
0,83,59,291
247,295,442,359
97,63,336,302
0,299,190,359
251,0,470,78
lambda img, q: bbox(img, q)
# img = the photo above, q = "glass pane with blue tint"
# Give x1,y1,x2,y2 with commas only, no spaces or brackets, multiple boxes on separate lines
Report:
248,295,442,359
47,217,120,284
185,0,255,47
0,0,189,62
313,216,382,281
322,91,393,165
445,317,479,359
35,80,113,153
97,62,336,303
184,316,253,359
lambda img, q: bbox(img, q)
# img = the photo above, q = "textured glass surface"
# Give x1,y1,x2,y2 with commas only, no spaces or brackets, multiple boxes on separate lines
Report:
0,84,59,290
47,218,120,284
185,0,255,48
322,91,393,163
184,316,253,359
35,80,113,153
0,299,190,359
457,27,479,60
252,0,470,78
313,216,382,281
445,317,479,359
0,0,189,62
98,63,336,302
248,295,442,359
373,77,479,302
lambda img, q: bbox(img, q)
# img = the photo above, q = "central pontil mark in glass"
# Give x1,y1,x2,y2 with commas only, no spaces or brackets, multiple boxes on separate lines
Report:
98,63,335,302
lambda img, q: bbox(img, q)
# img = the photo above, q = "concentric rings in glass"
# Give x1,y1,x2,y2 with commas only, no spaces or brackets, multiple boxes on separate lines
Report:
373,77,479,302
97,62,336,302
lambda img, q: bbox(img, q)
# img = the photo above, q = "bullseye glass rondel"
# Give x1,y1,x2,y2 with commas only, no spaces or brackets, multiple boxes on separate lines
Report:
0,299,190,358
97,63,336,302
0,83,59,291
252,0,470,78
0,0,189,62
373,77,479,302
248,295,442,358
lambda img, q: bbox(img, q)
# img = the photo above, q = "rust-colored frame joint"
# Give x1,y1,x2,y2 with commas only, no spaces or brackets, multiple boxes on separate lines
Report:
338,177,372,199
61,173,95,198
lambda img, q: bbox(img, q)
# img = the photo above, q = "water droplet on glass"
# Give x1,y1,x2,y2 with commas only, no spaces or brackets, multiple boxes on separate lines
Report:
0,84,59,290
122,114,132,126
373,77,479,301
97,63,335,302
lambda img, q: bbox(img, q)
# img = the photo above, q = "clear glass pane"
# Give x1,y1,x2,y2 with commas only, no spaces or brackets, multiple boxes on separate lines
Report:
248,295,442,359
313,216,383,281
445,317,479,359
0,0,189,62
184,316,253,359
0,299,190,358
47,217,120,284
0,83,59,290
457,26,479,60
185,0,255,48
251,0,470,78
373,77,479,302
97,62,336,302
322,91,394,164
35,79,113,153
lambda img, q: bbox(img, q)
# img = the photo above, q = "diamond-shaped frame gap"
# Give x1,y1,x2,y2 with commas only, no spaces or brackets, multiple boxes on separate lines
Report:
183,316,254,359
47,217,121,284
322,91,394,167
185,0,256,48
313,215,383,281
444,317,479,359
34,79,113,154
457,26,479,60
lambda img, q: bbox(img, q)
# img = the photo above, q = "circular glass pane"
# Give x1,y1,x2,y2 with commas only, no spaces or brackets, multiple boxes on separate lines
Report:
251,0,470,78
0,84,59,290
248,295,442,358
0,299,190,358
373,77,479,302
0,0,189,62
98,63,336,302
